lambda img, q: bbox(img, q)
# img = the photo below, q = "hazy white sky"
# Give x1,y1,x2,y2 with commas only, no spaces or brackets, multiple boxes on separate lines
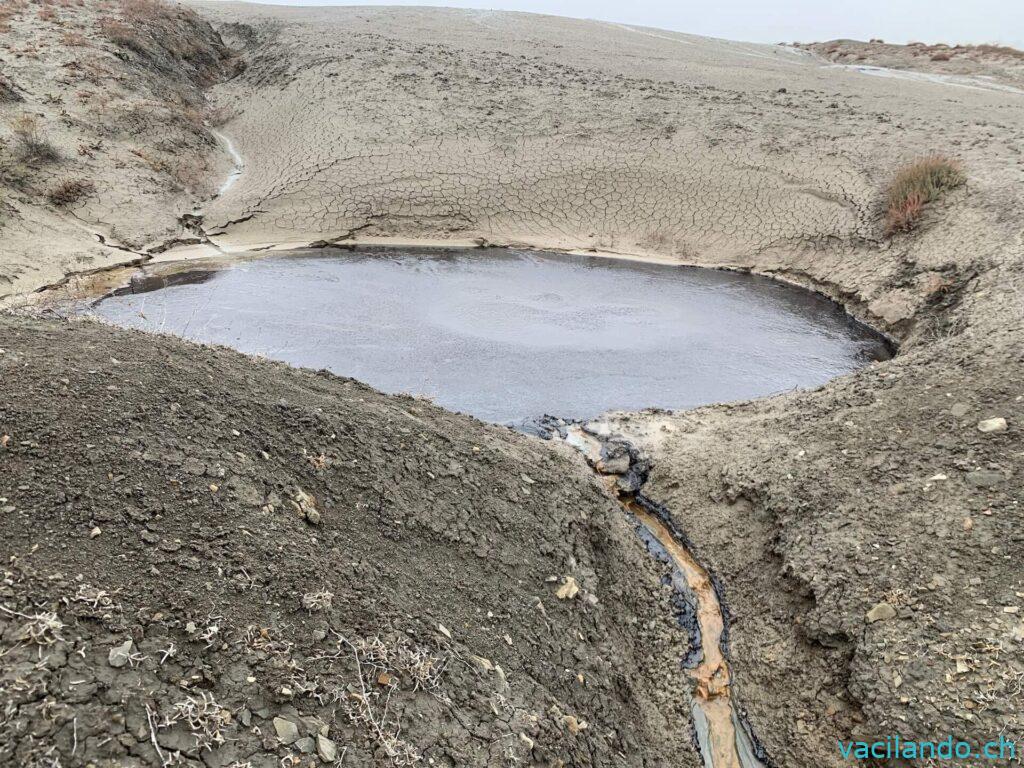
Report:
223,0,1024,48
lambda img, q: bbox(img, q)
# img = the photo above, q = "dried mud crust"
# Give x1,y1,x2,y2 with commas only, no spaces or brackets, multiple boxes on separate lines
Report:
189,3,1024,322
0,316,697,768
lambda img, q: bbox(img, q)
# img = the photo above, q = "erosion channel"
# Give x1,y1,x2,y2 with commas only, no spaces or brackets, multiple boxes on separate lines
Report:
74,246,893,768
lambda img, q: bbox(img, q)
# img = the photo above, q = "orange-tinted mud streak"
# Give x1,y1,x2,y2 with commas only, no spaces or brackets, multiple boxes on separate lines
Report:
626,500,742,768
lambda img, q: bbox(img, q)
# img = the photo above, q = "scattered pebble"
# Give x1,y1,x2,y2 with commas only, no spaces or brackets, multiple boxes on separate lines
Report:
866,602,897,623
977,417,1007,433
108,639,133,668
556,576,580,600
273,716,299,744
317,734,339,762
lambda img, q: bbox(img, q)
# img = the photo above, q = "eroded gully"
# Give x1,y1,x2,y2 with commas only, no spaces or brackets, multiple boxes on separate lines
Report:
556,422,771,768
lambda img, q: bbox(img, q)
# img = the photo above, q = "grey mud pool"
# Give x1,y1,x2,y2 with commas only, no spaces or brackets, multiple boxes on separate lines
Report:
86,247,892,425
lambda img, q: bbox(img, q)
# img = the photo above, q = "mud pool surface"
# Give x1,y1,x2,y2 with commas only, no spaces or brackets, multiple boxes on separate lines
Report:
87,248,891,423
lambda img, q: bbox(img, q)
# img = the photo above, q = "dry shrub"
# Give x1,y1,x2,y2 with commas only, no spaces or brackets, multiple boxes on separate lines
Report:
930,52,952,62
10,114,60,162
121,0,173,20
131,147,208,191
99,0,238,87
974,44,1024,61
168,156,208,191
206,104,233,127
884,155,965,235
61,31,89,46
99,17,147,54
47,178,94,206
37,7,58,21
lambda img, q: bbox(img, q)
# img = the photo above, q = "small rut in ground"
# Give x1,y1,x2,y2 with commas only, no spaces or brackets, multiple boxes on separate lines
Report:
557,422,771,768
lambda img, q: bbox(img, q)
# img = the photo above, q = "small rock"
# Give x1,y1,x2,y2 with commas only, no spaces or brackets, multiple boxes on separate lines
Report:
317,734,339,762
928,574,948,590
950,403,970,418
556,576,579,600
977,417,1008,433
966,470,1005,488
295,736,315,754
108,639,134,668
305,508,321,525
866,602,897,623
437,623,452,639
90,526,102,539
469,654,493,672
273,717,300,745
561,715,588,735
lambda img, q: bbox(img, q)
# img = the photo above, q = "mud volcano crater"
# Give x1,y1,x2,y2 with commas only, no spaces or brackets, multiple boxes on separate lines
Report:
71,245,896,768
87,247,892,424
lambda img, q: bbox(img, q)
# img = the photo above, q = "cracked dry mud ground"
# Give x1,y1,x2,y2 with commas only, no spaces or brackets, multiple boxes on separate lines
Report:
1,1,1024,767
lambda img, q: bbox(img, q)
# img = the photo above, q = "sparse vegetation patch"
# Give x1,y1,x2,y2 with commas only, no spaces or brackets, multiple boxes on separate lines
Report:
884,154,965,235
10,114,60,163
47,177,95,206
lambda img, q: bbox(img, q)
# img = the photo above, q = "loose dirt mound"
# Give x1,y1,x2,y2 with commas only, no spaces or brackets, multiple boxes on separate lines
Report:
0,316,696,767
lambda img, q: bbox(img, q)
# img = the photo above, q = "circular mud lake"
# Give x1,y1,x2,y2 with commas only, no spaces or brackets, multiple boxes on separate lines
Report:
87,248,891,423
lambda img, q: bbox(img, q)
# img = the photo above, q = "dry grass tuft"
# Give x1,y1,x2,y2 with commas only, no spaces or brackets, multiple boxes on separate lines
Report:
61,30,89,47
884,155,965,235
10,114,60,163
99,17,147,54
301,589,334,613
47,178,94,206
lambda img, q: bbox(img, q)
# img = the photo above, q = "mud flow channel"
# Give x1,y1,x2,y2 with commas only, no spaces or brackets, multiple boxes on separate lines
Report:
85,247,890,424
81,246,891,768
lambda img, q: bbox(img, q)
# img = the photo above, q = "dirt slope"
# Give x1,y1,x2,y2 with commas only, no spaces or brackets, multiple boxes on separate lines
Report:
0,0,237,296
0,316,696,768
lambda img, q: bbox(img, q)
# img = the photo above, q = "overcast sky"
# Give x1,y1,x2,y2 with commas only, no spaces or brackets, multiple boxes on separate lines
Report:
222,0,1024,48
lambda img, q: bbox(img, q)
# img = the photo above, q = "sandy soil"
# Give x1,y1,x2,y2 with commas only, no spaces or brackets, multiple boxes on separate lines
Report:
2,2,1024,766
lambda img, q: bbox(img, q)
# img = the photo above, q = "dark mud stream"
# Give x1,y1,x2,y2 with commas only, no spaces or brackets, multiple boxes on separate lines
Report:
88,247,890,424
82,246,891,768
